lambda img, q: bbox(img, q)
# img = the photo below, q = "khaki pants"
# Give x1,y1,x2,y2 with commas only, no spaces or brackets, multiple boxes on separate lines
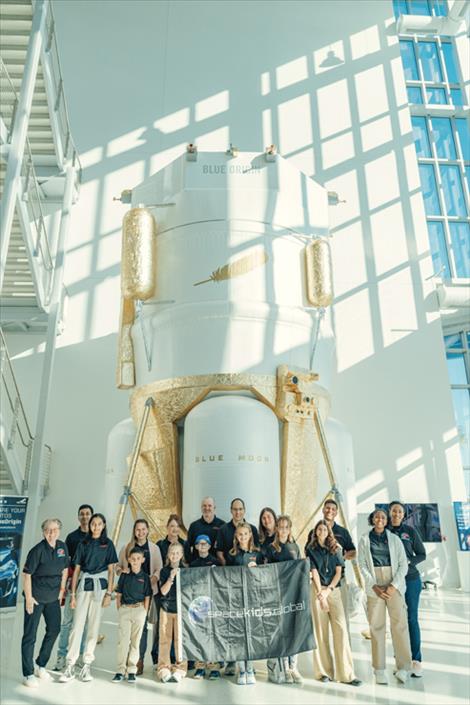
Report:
157,610,187,678
367,566,412,672
117,605,147,675
311,585,355,682
67,590,103,665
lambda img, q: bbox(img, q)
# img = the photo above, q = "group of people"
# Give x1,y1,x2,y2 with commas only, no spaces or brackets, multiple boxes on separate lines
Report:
20,495,426,690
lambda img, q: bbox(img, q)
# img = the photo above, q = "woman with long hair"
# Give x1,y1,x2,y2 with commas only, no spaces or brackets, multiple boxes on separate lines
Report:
258,507,277,559
265,515,302,684
388,501,426,678
306,520,361,687
117,519,162,674
358,508,412,685
156,515,187,564
59,513,117,683
227,523,262,685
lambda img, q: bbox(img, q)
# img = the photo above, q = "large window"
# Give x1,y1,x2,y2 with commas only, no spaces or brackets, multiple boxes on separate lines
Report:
393,0,447,18
444,332,470,498
398,32,470,278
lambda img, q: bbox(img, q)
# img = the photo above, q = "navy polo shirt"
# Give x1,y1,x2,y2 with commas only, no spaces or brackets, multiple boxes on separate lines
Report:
74,537,118,591
390,523,426,581
369,530,391,567
215,521,260,558
187,516,225,559
135,540,151,575
159,565,179,613
157,537,186,565
306,545,343,586
226,548,263,566
66,527,88,568
190,554,221,568
265,541,300,563
117,570,152,605
23,539,69,603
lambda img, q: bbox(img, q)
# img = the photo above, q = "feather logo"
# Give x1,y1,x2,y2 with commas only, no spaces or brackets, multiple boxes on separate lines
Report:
194,248,268,286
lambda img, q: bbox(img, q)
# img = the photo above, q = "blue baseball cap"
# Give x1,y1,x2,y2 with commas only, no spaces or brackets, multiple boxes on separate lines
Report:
195,534,211,545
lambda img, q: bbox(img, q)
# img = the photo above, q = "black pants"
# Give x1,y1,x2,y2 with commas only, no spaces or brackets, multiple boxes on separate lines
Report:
21,600,61,677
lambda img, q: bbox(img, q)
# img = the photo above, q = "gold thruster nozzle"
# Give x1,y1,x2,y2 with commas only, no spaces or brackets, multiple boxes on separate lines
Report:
121,206,157,300
305,238,334,308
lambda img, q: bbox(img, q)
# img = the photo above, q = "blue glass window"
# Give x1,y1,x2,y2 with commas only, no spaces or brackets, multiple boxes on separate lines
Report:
446,353,468,384
393,0,409,17
441,42,460,83
451,389,470,471
445,333,463,350
412,117,432,157
431,0,447,15
409,0,431,14
465,166,470,194
455,119,470,160
450,89,464,106
400,41,419,80
426,87,447,104
418,42,443,82
407,86,423,104
449,222,470,278
440,165,467,216
467,332,470,348
432,118,457,159
420,165,442,214
427,221,450,276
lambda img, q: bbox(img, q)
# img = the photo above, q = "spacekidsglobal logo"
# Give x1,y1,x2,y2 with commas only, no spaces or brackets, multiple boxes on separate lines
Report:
188,597,306,625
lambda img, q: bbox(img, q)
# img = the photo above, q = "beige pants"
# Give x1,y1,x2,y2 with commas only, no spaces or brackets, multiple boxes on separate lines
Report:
367,566,412,672
311,585,355,682
157,610,187,678
67,590,103,665
117,605,147,675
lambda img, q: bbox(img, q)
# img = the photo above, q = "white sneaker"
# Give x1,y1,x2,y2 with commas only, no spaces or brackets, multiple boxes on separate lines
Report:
284,669,294,684
59,664,75,682
246,670,256,685
34,665,52,681
79,664,93,682
237,671,246,685
412,661,423,678
159,668,172,683
171,671,183,683
395,669,408,684
23,675,39,688
53,655,66,672
291,668,304,684
375,670,388,685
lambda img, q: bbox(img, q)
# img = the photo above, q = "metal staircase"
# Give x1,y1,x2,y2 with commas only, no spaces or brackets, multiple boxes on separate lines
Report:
0,0,80,503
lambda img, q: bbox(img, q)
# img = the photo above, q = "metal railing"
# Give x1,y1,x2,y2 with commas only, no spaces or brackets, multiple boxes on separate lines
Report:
1,58,54,301
43,2,82,180
0,328,34,485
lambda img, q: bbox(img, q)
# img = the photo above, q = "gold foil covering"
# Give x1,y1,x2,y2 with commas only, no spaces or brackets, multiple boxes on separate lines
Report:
305,238,334,308
121,206,156,300
128,371,329,541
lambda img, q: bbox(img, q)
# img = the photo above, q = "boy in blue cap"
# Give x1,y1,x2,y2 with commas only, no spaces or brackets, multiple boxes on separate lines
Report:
190,535,221,679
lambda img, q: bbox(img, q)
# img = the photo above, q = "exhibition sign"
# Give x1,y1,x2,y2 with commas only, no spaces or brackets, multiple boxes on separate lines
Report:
0,496,28,609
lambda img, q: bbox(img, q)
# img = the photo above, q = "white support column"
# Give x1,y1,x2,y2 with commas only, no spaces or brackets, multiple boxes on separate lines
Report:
0,0,47,292
21,162,75,554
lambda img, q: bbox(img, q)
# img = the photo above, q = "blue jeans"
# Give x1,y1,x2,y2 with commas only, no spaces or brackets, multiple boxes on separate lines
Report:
57,592,87,658
405,577,422,662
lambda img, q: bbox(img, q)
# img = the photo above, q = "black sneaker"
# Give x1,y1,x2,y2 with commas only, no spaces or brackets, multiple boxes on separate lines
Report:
127,673,137,683
112,673,124,683
209,670,221,680
193,669,205,679
346,679,362,687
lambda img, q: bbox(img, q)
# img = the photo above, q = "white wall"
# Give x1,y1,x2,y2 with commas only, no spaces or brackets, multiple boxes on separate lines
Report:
6,0,466,583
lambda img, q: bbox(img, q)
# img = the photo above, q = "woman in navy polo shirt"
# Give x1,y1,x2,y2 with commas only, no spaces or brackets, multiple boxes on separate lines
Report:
59,513,117,683
258,507,277,561
21,518,69,689
388,501,426,678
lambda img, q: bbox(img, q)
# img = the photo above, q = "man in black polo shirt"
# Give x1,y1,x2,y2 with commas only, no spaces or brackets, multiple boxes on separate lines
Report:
21,518,69,688
54,503,93,671
215,498,259,566
186,496,225,562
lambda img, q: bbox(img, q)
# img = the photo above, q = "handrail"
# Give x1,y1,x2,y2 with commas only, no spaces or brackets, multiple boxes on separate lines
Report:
0,328,34,449
43,1,82,181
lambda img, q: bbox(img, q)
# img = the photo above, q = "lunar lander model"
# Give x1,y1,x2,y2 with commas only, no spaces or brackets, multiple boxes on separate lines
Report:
105,146,357,557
